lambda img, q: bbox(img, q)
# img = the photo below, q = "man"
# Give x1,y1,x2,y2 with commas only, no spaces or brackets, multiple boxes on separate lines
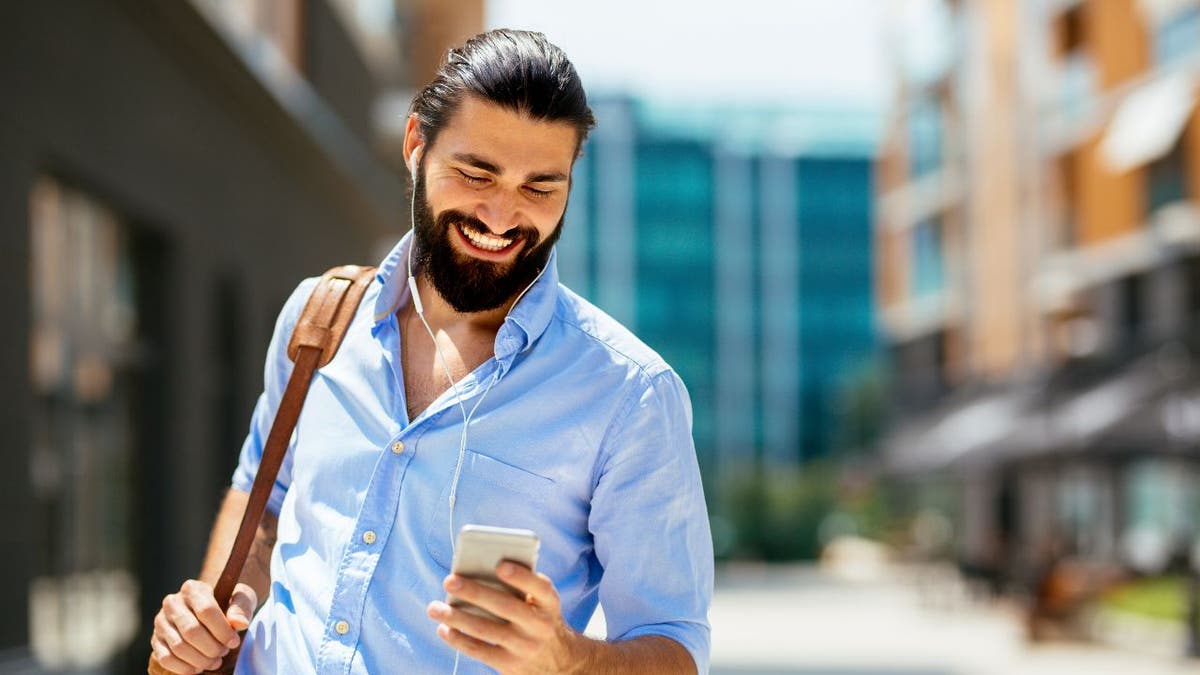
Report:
152,29,712,674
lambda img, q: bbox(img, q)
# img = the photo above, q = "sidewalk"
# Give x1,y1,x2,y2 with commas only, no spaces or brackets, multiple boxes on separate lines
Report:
708,563,1200,675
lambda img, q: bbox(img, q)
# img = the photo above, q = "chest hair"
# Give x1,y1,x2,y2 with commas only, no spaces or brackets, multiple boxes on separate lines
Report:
401,310,495,421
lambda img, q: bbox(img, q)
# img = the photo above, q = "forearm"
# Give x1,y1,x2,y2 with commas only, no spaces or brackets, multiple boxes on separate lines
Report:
571,634,696,674
198,488,277,609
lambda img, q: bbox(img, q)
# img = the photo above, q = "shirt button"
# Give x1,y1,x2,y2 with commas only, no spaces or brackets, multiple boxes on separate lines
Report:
362,530,377,545
334,620,350,635
391,441,404,454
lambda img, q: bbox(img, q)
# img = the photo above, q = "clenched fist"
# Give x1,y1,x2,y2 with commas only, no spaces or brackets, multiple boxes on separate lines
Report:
150,579,256,674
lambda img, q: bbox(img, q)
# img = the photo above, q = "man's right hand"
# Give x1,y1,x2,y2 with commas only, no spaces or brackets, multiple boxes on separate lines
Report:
150,579,256,674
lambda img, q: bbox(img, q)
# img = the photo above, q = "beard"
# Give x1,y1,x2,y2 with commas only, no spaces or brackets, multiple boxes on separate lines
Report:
411,171,563,313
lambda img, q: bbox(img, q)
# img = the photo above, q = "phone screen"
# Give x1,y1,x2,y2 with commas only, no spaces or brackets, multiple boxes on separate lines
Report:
448,525,540,622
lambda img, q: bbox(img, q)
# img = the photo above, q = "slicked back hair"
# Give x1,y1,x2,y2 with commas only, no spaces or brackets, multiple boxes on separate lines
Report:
410,29,596,153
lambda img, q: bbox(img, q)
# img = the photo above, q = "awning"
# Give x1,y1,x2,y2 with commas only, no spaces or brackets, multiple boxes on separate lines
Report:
881,346,1198,474
998,349,1179,462
882,385,1043,475
1084,363,1200,455
1050,352,1165,444
1100,72,1196,172
1086,384,1200,454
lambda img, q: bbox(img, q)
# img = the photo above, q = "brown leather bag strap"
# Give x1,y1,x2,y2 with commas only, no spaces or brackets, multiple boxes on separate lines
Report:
212,264,376,608
150,264,374,674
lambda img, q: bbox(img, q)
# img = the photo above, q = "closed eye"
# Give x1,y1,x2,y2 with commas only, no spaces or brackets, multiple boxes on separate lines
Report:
457,170,489,185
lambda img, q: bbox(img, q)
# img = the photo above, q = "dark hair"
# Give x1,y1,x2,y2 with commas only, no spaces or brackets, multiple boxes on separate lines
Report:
410,29,595,151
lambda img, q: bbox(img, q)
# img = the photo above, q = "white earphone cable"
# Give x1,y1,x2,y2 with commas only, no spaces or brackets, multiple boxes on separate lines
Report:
406,152,547,675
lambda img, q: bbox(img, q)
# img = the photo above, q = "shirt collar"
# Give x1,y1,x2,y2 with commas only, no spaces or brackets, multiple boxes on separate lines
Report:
372,231,560,358
372,230,413,325
499,246,559,357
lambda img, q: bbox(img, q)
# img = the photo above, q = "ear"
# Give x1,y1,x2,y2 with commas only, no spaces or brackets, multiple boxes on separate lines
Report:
403,113,424,177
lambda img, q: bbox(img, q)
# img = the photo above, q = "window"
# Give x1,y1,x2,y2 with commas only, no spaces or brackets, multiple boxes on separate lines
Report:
1053,5,1098,120
1124,459,1198,572
28,177,141,669
1059,52,1099,122
1058,468,1104,557
1146,135,1189,214
1117,273,1146,347
908,98,943,178
1184,254,1200,323
912,216,945,297
892,328,951,411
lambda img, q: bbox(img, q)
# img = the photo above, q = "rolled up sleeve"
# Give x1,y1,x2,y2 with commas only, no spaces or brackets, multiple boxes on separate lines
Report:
588,368,714,673
230,277,320,515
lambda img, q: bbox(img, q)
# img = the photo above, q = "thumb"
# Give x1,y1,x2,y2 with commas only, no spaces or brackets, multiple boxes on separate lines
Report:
226,583,258,631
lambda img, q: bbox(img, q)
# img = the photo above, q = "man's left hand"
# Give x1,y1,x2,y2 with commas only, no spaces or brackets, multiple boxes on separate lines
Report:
426,562,588,674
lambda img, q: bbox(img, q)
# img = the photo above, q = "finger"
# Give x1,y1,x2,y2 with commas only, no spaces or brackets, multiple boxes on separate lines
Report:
151,634,202,674
444,575,535,626
227,583,258,634
156,614,224,672
497,563,559,609
427,601,535,652
167,594,230,660
181,582,241,650
437,623,512,670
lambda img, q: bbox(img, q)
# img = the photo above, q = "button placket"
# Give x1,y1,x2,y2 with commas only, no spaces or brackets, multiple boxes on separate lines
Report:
321,428,418,665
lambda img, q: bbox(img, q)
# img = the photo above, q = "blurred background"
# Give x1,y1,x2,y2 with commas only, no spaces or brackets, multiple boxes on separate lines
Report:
3,0,1200,673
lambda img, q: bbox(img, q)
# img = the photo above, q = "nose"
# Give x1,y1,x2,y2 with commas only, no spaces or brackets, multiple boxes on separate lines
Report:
474,190,523,235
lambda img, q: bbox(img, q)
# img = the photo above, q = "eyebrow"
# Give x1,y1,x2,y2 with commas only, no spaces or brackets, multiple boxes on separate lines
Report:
451,152,569,184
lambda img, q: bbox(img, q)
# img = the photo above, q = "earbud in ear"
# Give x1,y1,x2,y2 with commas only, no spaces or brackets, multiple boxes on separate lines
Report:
409,147,422,175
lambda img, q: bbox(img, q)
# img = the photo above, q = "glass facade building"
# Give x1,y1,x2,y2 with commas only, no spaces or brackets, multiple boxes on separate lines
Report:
560,97,879,509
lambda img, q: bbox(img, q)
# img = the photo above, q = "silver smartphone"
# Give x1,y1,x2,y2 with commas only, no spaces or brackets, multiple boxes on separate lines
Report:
447,525,540,622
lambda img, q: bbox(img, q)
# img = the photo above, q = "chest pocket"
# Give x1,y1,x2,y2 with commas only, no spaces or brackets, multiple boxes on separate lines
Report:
426,449,555,569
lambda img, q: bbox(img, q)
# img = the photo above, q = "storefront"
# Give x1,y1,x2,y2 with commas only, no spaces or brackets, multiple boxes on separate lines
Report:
884,340,1200,591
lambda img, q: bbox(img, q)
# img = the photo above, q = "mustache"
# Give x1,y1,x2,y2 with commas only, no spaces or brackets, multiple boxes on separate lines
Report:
437,209,540,247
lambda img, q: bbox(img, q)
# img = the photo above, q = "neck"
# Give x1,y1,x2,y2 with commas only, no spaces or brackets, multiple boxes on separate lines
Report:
408,272,514,334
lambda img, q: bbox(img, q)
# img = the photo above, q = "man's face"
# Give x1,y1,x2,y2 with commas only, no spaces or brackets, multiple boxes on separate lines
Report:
410,95,578,313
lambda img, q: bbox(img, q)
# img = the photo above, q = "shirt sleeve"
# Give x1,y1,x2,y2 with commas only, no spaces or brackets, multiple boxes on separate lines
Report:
230,277,321,516
588,368,714,673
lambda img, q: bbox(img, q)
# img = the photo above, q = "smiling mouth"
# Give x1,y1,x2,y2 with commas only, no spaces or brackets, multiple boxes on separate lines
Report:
457,223,520,253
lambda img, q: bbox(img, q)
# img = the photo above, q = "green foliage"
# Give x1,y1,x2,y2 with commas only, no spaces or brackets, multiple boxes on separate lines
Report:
717,459,900,561
1101,575,1195,623
831,357,888,456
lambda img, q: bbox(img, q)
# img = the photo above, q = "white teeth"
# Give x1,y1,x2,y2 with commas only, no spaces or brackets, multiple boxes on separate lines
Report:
460,225,514,251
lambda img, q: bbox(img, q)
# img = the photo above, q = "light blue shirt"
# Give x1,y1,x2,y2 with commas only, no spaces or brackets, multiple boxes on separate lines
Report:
231,233,713,674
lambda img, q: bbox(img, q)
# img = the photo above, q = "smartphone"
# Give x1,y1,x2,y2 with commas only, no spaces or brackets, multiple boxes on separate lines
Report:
447,525,540,623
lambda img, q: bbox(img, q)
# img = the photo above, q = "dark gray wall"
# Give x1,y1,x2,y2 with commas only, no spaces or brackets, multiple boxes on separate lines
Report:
0,0,403,662
305,0,378,144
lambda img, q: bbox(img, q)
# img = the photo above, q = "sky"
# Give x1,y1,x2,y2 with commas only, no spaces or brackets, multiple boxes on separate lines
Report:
485,0,894,110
